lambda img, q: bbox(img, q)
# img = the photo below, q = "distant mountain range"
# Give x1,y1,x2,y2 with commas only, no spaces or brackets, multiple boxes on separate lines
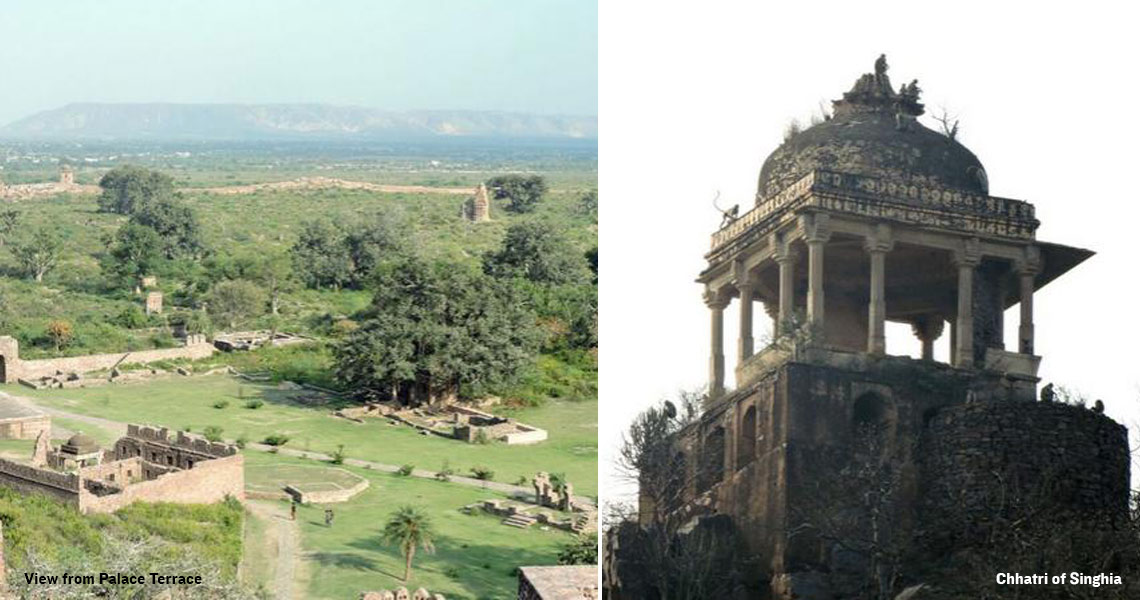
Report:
0,103,597,141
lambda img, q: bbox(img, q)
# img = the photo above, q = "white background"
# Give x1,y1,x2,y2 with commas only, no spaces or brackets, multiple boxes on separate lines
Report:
599,1,1140,503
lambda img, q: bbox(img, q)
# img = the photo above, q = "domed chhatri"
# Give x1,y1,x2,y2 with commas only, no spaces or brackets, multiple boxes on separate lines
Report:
757,55,988,202
62,433,100,455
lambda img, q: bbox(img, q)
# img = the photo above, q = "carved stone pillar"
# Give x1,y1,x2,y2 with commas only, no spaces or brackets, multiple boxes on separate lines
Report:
1016,246,1042,355
735,261,754,363
952,239,981,368
910,315,945,361
864,224,893,355
801,214,831,339
705,288,730,398
772,233,797,336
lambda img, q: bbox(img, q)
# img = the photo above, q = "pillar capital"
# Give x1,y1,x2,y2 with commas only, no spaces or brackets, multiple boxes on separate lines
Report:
703,286,730,310
951,237,982,268
771,232,798,263
863,223,895,254
800,212,832,244
732,259,755,290
1014,244,1042,275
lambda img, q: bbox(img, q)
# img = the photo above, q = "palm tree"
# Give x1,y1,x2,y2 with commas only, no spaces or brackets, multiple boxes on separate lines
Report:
382,505,436,582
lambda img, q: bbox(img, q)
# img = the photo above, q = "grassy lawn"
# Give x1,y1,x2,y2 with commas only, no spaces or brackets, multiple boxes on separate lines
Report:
244,452,573,600
246,461,365,496
8,375,598,497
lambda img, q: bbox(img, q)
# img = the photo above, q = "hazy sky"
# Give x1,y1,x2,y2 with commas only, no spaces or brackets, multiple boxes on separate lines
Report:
600,1,1140,500
0,0,597,124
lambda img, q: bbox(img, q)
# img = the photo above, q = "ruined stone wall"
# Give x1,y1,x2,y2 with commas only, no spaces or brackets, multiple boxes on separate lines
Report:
13,341,215,382
0,415,50,440
78,454,244,514
0,457,80,505
80,457,142,487
115,425,237,471
920,401,1130,550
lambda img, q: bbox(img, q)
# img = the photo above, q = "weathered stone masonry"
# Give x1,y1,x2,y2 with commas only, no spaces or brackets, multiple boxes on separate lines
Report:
0,424,242,514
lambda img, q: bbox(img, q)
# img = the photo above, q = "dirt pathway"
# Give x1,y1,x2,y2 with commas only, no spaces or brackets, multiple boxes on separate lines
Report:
247,500,303,600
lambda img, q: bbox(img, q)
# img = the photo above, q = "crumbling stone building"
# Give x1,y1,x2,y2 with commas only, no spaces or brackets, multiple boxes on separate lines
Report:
0,424,243,514
463,183,492,222
610,58,1133,599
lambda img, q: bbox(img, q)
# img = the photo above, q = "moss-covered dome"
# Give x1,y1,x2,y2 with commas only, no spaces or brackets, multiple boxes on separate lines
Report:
63,433,100,454
757,56,988,202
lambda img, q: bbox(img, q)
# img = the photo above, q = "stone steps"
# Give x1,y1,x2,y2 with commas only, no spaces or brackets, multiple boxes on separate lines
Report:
502,514,536,528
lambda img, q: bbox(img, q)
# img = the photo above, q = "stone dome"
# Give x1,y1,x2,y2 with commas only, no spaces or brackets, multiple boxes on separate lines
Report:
757,57,988,202
63,432,99,454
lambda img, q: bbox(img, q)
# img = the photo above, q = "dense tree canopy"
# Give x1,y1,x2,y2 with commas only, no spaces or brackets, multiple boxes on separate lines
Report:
483,221,592,285
101,222,164,285
130,197,206,260
486,174,548,213
290,211,409,290
207,279,265,329
334,258,542,405
97,165,175,215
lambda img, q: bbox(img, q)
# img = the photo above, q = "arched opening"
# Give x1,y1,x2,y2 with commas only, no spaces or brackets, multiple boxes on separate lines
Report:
698,426,726,492
852,392,896,457
737,406,757,467
0,356,6,383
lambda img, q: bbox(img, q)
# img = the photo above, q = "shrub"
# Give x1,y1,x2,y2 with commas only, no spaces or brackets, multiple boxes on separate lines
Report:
202,426,224,442
435,461,453,482
558,534,598,565
212,399,230,409
514,475,529,486
235,434,248,449
329,444,345,465
472,428,490,445
396,464,414,476
470,466,494,481
262,433,290,447
244,399,264,410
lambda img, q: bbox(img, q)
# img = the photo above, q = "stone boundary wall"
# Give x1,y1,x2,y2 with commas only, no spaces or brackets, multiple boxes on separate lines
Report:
284,477,369,504
14,341,215,382
0,457,80,504
79,454,244,514
0,415,50,440
921,401,1130,544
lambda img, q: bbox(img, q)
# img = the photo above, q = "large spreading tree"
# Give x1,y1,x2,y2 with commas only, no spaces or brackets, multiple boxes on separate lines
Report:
97,165,175,215
334,258,542,406
486,174,548,213
483,220,592,285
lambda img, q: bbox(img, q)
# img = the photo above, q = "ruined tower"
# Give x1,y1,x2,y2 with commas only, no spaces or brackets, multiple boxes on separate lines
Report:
463,183,491,222
58,164,74,186
628,57,1131,599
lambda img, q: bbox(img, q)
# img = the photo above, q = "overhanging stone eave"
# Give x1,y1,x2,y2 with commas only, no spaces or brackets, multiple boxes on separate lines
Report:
998,241,1094,311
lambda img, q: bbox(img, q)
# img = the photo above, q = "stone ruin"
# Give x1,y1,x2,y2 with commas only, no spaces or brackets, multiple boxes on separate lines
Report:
212,330,312,352
606,56,1132,600
0,423,244,514
533,471,575,511
0,164,94,200
145,291,163,315
462,183,491,222
334,402,548,445
58,165,74,186
360,588,444,600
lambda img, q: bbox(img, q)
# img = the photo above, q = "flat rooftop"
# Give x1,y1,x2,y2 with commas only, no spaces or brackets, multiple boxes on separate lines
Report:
519,565,597,600
0,397,46,420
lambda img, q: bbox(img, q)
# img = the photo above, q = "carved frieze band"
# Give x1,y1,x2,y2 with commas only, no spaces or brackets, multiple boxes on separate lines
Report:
710,169,1039,254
